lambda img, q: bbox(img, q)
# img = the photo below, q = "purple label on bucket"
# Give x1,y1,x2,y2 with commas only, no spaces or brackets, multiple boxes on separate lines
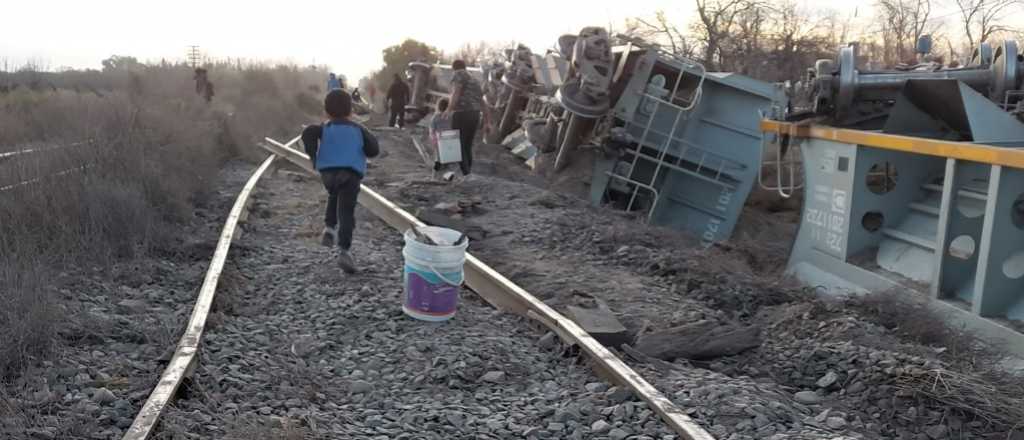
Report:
405,269,460,315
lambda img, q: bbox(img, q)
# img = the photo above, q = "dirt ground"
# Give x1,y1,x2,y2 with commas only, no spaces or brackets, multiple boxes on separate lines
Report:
358,114,1024,440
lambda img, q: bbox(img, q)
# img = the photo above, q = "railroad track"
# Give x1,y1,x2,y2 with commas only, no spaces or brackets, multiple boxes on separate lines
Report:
120,134,714,440
0,140,92,192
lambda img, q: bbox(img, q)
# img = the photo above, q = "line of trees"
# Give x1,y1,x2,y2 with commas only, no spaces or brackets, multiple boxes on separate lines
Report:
362,0,1024,89
625,0,1024,81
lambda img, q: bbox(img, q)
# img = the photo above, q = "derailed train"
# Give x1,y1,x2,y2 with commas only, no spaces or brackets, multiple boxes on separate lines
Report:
404,29,1024,354
405,28,787,248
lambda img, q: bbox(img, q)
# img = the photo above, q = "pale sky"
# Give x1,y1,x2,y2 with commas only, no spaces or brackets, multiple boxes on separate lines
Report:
0,0,986,80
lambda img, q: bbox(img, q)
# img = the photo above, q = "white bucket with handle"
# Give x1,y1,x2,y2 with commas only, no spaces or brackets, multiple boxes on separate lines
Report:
402,226,468,321
437,129,463,164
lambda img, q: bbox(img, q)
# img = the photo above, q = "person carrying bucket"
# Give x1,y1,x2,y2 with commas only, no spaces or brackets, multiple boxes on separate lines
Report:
301,89,380,273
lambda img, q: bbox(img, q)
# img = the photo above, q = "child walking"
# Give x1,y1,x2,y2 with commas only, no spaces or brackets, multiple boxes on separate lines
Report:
301,89,379,273
429,98,455,180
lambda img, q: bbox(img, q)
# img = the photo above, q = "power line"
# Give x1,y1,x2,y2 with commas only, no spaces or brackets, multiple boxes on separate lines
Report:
187,45,201,68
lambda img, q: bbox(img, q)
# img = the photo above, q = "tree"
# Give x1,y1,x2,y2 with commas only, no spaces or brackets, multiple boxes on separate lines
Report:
441,41,511,66
372,39,439,91
875,0,934,64
101,55,143,72
764,1,833,81
693,0,755,69
955,0,1021,48
628,11,696,58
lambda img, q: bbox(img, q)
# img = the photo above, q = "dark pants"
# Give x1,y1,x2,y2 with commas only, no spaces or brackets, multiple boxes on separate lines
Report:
389,106,405,128
451,110,480,175
321,169,362,250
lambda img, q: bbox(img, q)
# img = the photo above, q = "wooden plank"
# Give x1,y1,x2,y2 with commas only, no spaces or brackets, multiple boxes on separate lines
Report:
122,155,276,440
258,138,715,440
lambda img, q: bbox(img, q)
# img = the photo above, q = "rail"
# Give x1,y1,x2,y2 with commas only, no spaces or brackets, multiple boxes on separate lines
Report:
0,140,90,161
258,136,715,440
0,140,94,191
760,119,1024,169
120,140,286,439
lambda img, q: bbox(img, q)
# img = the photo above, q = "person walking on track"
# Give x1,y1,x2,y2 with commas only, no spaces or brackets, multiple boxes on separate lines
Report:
443,59,489,180
301,89,380,273
386,73,409,128
327,73,342,91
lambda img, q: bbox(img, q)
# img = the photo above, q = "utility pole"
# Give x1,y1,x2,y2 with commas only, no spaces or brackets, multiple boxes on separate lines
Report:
187,45,201,68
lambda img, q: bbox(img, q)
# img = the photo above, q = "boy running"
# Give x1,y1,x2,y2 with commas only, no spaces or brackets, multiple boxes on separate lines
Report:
301,89,380,273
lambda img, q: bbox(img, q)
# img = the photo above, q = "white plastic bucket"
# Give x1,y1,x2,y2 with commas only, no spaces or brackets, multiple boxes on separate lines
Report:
437,129,462,164
402,226,469,321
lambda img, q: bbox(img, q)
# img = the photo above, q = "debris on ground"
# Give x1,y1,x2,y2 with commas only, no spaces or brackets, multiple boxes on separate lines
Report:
565,305,630,349
363,115,1024,440
634,320,762,361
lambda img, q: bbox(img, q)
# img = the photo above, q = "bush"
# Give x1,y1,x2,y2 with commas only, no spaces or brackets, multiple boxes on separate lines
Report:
0,60,326,378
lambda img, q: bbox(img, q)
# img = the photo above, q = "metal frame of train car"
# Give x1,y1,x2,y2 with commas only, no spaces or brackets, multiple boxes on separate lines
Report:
761,116,1024,355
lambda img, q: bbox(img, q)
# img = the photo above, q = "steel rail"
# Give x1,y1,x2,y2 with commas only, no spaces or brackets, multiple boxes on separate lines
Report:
760,119,1024,170
121,152,281,440
0,140,90,161
0,164,95,192
259,136,716,440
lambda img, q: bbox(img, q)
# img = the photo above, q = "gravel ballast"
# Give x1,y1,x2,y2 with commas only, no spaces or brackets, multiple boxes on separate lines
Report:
155,169,678,439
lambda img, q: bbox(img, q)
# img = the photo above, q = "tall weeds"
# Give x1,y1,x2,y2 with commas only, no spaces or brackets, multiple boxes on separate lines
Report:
0,61,324,377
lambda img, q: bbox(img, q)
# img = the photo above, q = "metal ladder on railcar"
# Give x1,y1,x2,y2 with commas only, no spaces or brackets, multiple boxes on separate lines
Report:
603,49,715,220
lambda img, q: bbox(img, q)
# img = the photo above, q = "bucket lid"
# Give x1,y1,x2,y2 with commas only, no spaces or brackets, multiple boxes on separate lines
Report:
405,226,468,248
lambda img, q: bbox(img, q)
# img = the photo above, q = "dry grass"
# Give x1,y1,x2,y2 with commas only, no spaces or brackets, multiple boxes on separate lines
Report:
849,291,1024,432
848,291,981,356
0,61,325,379
897,367,1024,431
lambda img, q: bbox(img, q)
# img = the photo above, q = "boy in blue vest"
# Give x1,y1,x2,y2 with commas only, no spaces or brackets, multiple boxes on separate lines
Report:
301,89,379,273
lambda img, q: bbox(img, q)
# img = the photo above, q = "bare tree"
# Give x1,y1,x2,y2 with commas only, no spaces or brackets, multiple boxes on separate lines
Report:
764,1,833,80
629,11,695,58
955,0,1021,48
693,0,755,69
875,0,933,64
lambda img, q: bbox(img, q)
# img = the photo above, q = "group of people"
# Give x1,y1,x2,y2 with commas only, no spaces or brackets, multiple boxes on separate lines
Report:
305,60,487,273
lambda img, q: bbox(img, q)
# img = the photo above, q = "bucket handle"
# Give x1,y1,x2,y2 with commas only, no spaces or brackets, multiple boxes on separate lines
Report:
427,264,464,286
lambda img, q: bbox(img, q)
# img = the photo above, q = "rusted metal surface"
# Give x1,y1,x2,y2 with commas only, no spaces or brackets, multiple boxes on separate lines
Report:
259,136,716,440
121,153,279,440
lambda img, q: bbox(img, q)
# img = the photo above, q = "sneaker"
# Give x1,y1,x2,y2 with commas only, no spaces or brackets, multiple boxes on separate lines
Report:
338,250,357,274
321,226,338,247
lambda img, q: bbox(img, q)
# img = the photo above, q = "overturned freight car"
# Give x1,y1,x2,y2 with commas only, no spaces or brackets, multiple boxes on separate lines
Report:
406,30,787,246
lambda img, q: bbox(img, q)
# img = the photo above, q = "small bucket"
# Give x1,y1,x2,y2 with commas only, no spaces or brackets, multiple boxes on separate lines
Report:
402,226,469,321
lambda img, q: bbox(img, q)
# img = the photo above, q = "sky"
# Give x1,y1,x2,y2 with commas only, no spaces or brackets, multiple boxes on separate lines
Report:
0,0,977,80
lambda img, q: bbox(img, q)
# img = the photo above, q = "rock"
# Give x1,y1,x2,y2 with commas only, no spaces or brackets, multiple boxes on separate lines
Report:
591,420,612,434
350,380,374,394
92,388,116,405
480,371,506,383
826,417,847,430
609,428,631,440
924,425,948,439
816,371,838,389
116,299,148,313
794,391,821,405
606,387,633,404
585,382,609,393
25,428,56,440
565,306,631,349
538,332,558,349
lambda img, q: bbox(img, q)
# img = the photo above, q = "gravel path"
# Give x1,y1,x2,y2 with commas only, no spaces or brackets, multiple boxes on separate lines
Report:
155,169,677,440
